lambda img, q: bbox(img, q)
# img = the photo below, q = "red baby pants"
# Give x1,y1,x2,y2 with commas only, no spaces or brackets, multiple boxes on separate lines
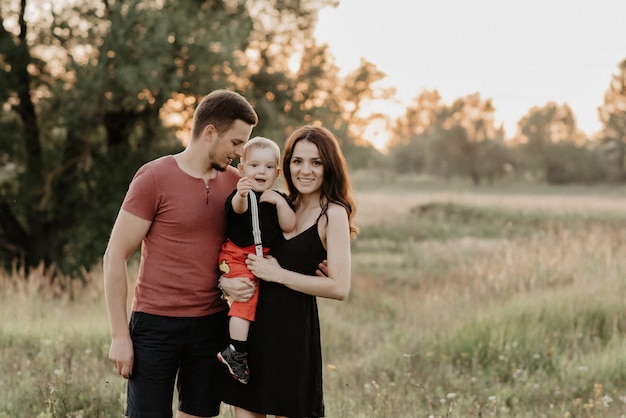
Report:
218,240,269,322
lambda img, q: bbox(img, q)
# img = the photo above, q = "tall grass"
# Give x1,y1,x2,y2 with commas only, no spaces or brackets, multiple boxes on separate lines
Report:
320,190,626,417
0,263,124,417
3,180,626,416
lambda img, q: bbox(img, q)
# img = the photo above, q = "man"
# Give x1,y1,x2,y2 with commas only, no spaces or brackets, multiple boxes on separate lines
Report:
104,89,258,418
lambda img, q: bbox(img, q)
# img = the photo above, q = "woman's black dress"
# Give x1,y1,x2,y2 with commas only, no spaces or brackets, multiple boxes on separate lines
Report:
220,221,326,417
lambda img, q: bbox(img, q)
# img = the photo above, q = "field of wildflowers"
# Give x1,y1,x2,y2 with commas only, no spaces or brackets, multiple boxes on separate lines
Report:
3,175,626,417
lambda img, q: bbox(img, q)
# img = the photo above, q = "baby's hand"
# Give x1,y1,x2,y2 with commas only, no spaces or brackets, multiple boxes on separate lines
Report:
236,177,254,197
259,189,281,205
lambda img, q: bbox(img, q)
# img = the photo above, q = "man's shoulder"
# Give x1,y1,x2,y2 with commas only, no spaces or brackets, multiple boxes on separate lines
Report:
224,165,240,178
138,155,175,174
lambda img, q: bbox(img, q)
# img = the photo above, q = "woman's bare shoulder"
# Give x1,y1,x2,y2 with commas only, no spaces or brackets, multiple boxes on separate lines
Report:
326,202,349,220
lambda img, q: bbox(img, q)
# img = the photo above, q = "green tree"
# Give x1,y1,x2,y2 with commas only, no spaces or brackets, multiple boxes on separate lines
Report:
437,93,505,185
514,102,600,183
244,31,385,168
225,0,383,168
542,141,607,184
240,0,336,141
0,0,254,274
598,58,626,182
337,59,393,168
389,91,512,184
388,90,442,173
1,0,379,274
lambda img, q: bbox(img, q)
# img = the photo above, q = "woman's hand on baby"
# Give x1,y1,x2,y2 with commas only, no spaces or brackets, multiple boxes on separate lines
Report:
246,254,282,282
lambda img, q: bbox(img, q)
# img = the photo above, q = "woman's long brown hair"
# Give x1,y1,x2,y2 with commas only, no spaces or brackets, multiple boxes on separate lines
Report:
282,125,358,237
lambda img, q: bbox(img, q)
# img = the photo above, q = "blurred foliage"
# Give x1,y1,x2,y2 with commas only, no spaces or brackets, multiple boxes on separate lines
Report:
0,0,385,274
389,90,623,186
1,0,626,274
598,58,626,181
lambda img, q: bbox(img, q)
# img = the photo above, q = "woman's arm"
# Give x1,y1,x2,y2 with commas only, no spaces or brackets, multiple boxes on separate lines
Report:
246,204,351,300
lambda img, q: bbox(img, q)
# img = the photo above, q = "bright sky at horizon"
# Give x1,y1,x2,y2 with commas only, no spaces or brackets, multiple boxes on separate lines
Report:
314,0,626,149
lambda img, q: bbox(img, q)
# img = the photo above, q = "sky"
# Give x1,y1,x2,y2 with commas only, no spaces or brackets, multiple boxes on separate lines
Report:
314,0,626,149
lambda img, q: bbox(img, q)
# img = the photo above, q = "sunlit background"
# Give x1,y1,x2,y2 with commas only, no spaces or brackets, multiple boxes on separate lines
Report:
6,2,626,416
315,0,626,150
3,0,626,277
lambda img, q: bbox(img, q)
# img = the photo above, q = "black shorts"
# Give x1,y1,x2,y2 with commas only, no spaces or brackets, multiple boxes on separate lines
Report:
126,310,228,418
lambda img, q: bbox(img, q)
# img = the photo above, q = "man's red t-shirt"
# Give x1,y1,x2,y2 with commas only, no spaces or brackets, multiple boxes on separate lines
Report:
121,155,239,317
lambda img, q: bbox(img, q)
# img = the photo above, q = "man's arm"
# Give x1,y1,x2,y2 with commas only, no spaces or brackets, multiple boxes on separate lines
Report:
103,209,152,379
219,276,256,302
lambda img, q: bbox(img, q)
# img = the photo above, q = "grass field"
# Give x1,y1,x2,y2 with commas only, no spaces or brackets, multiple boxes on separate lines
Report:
3,174,626,417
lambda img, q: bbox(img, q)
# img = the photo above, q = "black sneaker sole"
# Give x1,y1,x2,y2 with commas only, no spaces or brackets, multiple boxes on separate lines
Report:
217,352,249,384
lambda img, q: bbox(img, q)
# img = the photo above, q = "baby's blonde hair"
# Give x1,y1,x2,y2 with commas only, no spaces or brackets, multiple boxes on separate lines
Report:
243,136,281,163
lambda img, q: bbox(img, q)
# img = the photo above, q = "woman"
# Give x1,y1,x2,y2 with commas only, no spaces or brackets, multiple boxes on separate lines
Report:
219,125,358,417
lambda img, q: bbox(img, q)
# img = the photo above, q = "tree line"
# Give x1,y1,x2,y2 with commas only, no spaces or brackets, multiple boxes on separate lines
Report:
387,68,626,186
1,0,625,275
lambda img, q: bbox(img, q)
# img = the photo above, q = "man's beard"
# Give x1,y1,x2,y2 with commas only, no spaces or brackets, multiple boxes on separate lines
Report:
211,162,227,172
